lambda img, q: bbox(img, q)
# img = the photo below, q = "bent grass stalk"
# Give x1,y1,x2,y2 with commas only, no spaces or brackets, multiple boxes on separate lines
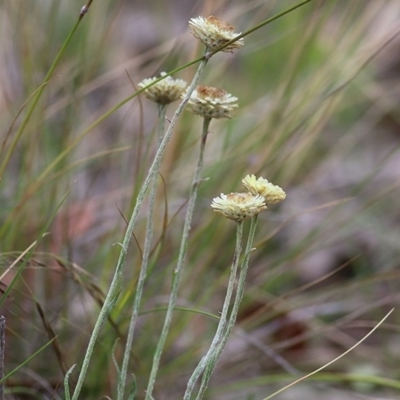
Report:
0,337,57,386
68,56,209,400
145,115,212,399
262,308,394,400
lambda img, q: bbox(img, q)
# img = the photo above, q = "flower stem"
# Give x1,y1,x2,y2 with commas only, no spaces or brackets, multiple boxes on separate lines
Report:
183,221,244,400
117,105,167,400
145,116,211,400
195,216,259,399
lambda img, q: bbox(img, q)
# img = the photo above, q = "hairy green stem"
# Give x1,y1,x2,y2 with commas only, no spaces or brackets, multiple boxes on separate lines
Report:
68,57,208,400
117,105,167,400
145,116,211,399
184,221,244,400
196,216,259,399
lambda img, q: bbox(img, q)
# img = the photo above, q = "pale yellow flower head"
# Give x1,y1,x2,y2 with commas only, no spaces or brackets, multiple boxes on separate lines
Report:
211,192,266,222
138,72,187,105
242,174,286,205
185,85,238,119
189,15,244,52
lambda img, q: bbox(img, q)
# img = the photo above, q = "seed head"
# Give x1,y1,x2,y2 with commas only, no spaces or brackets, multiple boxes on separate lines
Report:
138,72,187,105
185,85,238,119
242,174,286,205
189,15,244,53
211,192,267,222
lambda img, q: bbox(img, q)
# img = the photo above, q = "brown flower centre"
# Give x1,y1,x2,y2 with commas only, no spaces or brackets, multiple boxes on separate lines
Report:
197,85,227,99
207,16,234,32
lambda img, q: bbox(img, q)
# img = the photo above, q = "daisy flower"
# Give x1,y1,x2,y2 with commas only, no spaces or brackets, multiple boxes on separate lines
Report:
242,174,286,204
189,15,244,53
211,192,266,221
138,72,187,105
185,85,238,119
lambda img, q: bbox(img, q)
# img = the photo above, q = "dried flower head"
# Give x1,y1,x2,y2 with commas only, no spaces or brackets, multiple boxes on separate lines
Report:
138,72,187,105
211,192,266,222
242,174,286,205
189,15,244,52
185,85,238,119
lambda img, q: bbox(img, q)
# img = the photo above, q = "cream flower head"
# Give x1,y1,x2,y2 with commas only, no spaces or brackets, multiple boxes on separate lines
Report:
185,85,238,119
138,72,187,105
242,174,286,205
189,15,244,53
211,192,266,222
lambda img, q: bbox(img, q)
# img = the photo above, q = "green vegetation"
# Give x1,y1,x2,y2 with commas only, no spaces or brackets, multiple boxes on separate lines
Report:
1,0,400,399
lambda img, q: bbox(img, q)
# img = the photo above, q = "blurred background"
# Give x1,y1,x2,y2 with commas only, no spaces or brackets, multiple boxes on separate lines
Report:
1,0,400,399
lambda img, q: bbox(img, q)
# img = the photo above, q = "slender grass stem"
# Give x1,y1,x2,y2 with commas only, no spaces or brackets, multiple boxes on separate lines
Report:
184,221,244,400
145,116,212,399
196,216,259,399
207,0,313,58
0,2,93,179
262,309,394,400
68,56,208,400
117,105,167,400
